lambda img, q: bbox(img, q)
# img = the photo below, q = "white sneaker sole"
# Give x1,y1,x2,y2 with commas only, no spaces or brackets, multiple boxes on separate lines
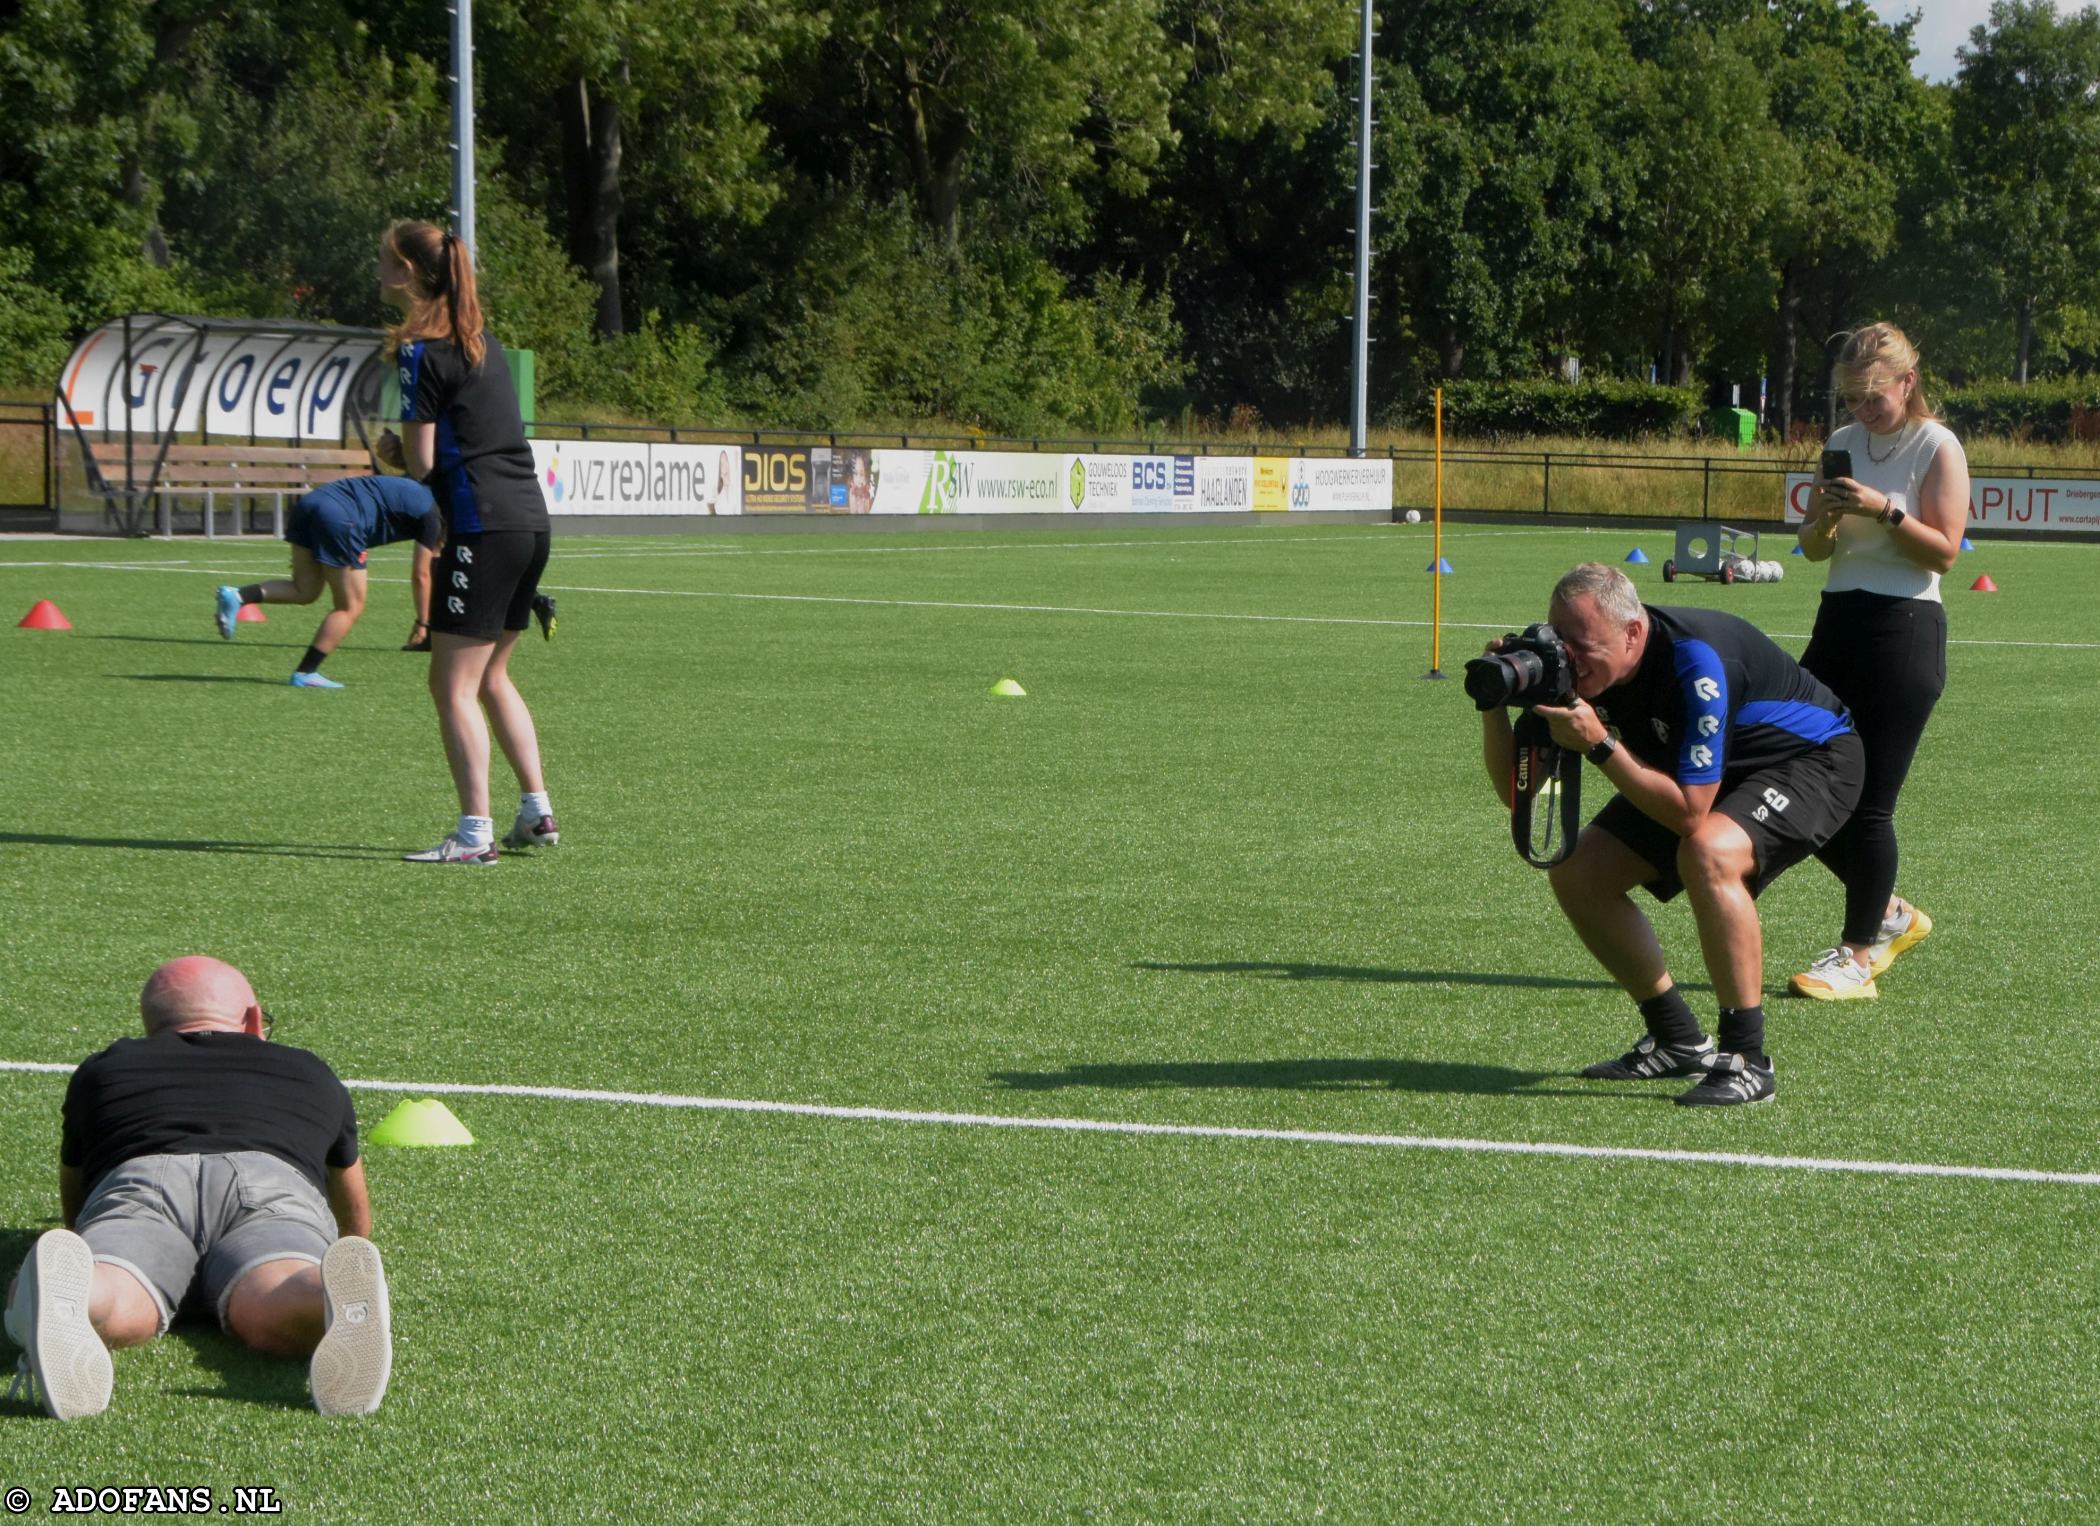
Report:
1789,971,1879,1001
502,829,560,849
26,1230,112,1420
401,843,498,865
311,1237,391,1416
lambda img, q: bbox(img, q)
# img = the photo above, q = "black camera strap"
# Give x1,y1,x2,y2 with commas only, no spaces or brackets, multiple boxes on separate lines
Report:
1509,711,1582,868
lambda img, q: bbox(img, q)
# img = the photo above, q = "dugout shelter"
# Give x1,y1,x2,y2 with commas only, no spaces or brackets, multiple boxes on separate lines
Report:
52,313,390,536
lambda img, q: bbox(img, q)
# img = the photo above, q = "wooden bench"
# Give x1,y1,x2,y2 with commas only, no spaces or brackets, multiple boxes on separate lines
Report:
86,442,374,537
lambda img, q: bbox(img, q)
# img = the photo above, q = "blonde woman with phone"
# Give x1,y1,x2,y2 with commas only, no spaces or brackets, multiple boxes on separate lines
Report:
1791,323,1970,999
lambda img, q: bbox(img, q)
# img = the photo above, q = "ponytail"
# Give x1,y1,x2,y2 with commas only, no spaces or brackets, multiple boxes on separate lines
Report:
383,220,486,368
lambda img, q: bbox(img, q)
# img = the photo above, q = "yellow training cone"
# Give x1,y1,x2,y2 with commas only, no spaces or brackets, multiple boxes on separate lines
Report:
990,677,1027,697
368,1099,476,1148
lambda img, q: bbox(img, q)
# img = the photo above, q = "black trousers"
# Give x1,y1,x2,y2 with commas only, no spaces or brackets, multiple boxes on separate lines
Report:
1798,589,1947,945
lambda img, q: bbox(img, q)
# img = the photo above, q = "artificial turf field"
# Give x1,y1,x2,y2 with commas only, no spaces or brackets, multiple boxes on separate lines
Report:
0,520,2093,1521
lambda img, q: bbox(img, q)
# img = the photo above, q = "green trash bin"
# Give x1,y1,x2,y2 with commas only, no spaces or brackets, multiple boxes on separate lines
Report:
1706,406,1756,450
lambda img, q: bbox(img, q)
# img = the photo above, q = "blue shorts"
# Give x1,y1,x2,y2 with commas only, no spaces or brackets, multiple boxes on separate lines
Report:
285,499,369,569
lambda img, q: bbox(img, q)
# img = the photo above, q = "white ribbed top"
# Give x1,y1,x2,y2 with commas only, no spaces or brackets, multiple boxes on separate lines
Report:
1822,417,1964,602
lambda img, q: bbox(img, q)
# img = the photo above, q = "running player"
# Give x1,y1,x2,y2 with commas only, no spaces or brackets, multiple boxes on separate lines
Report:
375,219,560,863
214,475,441,688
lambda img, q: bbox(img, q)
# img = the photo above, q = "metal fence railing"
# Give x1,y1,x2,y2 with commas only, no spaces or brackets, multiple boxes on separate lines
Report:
20,400,2100,530
0,400,56,529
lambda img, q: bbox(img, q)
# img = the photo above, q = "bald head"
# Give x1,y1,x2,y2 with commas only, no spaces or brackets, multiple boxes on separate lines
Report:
140,956,259,1036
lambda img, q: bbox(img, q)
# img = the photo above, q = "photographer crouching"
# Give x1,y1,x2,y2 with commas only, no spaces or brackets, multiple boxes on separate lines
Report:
1473,564,1864,1105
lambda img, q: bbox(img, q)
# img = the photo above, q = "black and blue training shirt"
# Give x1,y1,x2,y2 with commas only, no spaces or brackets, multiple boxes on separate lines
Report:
1590,605,1852,787
397,333,547,535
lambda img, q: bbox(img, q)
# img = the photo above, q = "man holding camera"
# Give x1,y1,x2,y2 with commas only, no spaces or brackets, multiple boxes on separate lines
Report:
1476,563,1865,1105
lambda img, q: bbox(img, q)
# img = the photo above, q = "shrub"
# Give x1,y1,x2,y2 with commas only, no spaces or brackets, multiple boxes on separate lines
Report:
1428,380,1702,441
569,318,733,426
732,200,1185,435
1935,379,2100,443
0,246,76,388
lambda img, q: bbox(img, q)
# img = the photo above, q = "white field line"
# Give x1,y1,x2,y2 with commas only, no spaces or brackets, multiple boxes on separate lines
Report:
5,553,2099,650
1,1059,2094,1187
0,525,1596,574
535,527,1595,560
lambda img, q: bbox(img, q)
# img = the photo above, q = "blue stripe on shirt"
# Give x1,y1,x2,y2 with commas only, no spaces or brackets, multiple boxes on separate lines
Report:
1736,699,1852,745
436,415,479,532
1671,637,1728,785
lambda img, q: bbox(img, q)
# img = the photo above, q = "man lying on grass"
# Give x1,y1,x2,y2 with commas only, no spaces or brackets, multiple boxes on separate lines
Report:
4,956,391,1418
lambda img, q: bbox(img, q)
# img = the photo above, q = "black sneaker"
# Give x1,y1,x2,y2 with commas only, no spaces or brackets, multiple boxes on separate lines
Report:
531,593,558,641
1582,1033,1716,1080
1674,1052,1775,1107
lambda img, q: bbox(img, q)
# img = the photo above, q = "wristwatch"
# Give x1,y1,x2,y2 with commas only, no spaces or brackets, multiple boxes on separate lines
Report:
1879,504,1907,529
1586,735,1618,767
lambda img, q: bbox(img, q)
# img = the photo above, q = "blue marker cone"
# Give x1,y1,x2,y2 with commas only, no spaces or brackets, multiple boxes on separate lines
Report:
1960,536,1974,551
1789,543,1805,556
1427,557,1453,574
1625,548,1649,564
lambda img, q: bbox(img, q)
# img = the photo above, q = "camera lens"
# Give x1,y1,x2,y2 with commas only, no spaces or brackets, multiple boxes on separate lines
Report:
1461,653,1513,710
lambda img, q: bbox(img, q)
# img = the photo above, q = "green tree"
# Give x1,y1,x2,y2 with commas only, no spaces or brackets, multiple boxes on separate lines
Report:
480,0,807,336
1372,0,1638,383
804,0,1181,245
1948,0,2100,382
1608,26,1791,386
1742,0,1935,433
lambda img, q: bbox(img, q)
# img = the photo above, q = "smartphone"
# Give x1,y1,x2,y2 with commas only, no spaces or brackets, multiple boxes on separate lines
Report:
1820,447,1853,481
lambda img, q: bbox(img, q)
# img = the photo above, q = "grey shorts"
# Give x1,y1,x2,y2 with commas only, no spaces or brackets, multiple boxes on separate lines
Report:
75,1152,337,1331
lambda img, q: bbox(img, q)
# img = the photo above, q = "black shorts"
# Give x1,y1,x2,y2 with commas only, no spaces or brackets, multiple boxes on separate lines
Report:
428,530,549,640
1590,733,1865,903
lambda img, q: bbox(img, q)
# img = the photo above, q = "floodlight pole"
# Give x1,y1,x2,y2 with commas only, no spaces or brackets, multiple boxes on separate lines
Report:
449,0,477,252
1348,0,1375,457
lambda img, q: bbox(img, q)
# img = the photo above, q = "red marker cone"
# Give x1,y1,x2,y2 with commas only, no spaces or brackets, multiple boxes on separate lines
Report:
17,599,71,630
1969,574,1998,593
237,602,266,622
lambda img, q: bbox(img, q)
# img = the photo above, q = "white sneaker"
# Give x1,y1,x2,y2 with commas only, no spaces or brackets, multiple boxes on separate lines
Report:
402,833,498,865
1790,946,1879,1001
502,812,560,849
4,1230,112,1420
1866,901,1933,978
310,1236,391,1416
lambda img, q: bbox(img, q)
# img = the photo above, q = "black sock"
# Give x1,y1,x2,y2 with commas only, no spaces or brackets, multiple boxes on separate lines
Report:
296,645,328,675
237,583,266,605
1638,987,1704,1048
1717,1006,1767,1065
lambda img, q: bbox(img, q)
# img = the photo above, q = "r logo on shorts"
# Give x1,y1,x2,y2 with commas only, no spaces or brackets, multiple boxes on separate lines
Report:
425,531,551,640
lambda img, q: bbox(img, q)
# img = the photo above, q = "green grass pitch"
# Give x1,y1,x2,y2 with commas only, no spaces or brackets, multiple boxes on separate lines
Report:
0,521,2094,1520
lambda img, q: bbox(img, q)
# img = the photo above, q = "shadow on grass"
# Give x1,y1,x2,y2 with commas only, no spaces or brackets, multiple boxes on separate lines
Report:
123,674,284,686
1135,959,1710,995
989,1057,1654,1101
90,634,300,649
168,1326,310,1412
0,832,397,861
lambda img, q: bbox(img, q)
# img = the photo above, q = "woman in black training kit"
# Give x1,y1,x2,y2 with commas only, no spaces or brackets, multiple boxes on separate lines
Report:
1791,323,1969,998
376,220,561,864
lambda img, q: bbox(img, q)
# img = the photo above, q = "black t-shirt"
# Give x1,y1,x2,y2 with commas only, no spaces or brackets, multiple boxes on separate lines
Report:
60,1032,360,1194
1592,606,1852,787
398,333,548,534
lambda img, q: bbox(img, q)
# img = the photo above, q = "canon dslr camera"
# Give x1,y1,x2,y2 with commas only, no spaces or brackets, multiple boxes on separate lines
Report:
1463,623,1574,711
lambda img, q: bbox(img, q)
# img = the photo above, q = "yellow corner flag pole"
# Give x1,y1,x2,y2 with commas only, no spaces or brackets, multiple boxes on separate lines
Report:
1422,386,1447,681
